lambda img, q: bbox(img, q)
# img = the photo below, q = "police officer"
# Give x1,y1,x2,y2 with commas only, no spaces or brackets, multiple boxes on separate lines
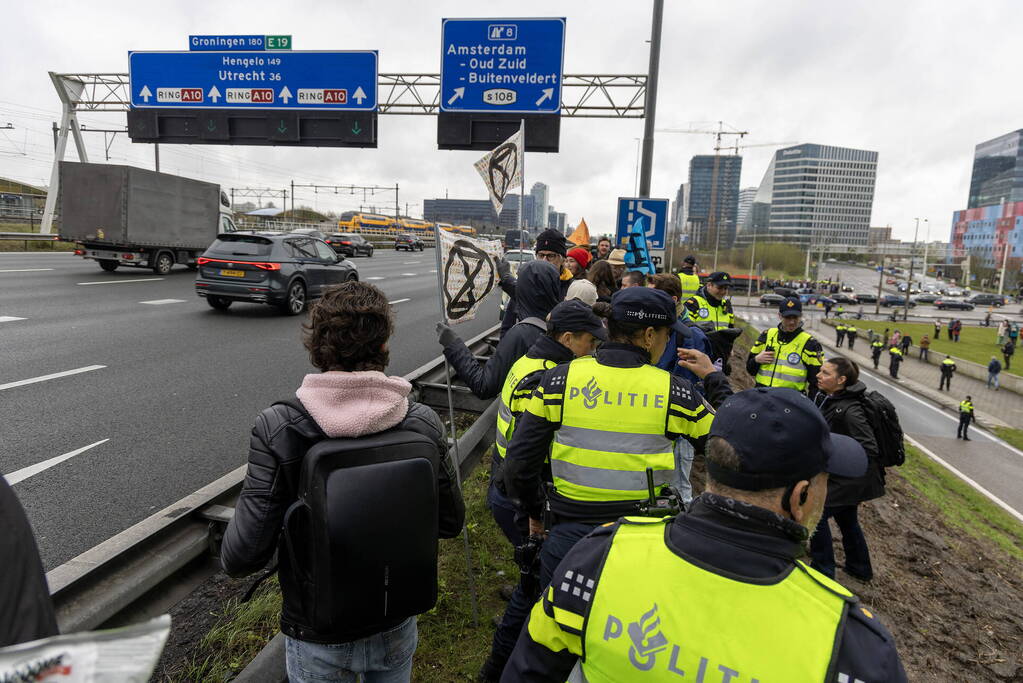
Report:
847,324,858,351
746,297,824,394
889,344,903,379
676,255,701,299
503,388,907,683
503,288,735,595
871,337,885,369
836,321,847,348
683,271,735,332
939,355,957,391
481,300,608,682
957,396,974,440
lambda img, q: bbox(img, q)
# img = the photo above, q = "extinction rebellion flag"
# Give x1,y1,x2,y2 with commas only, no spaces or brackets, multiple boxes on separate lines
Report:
473,127,523,217
437,229,504,324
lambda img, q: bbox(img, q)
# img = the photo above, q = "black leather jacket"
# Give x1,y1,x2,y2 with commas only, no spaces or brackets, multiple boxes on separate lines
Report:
221,400,465,643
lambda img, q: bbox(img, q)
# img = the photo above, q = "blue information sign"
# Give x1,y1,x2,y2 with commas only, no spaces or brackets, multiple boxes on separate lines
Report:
615,197,669,250
440,18,565,114
128,51,377,110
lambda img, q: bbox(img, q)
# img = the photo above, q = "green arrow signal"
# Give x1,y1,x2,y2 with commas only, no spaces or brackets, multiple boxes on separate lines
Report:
351,121,362,135
277,120,288,134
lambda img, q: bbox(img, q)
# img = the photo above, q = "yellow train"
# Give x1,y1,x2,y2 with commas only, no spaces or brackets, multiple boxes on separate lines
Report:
339,214,476,238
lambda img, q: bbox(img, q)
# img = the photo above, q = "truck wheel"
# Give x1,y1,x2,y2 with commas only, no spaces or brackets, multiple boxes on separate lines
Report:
367,248,374,258
153,252,174,275
207,296,232,311
99,260,119,272
279,280,306,316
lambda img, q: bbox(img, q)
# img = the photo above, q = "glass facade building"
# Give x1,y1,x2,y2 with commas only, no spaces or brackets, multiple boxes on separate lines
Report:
967,129,1023,209
764,143,877,247
423,195,534,230
687,155,742,249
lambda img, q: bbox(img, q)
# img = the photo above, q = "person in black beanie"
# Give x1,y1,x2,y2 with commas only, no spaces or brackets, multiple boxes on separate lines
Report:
497,229,575,335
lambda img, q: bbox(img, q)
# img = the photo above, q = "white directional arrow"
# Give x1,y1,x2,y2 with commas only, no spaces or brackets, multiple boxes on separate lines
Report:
208,86,221,103
447,87,465,106
279,86,292,103
535,88,554,107
139,85,152,103
352,86,366,105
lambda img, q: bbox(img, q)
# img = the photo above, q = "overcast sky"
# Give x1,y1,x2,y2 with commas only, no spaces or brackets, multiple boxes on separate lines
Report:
1,0,1019,242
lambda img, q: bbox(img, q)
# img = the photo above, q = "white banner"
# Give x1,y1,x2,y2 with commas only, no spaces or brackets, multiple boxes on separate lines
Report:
0,615,170,683
438,229,503,324
473,128,523,217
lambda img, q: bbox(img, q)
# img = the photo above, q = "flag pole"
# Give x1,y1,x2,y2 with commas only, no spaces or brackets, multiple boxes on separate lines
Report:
433,224,480,626
519,119,526,231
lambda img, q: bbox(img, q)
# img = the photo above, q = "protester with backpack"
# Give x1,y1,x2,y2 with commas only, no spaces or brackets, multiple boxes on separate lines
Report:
811,357,889,582
222,282,465,683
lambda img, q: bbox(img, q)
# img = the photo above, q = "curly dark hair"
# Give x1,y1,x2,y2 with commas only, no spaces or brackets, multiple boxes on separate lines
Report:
303,281,393,372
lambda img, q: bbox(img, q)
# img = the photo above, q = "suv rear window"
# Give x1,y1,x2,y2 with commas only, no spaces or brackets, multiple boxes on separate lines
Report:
207,236,273,257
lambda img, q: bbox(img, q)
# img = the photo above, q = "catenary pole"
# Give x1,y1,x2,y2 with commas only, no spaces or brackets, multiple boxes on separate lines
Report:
637,0,664,198
432,224,480,627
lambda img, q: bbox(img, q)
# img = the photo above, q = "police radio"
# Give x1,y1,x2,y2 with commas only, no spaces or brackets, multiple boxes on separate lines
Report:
637,467,681,517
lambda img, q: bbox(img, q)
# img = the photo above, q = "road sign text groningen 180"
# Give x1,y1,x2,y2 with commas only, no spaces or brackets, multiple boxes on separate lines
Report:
440,18,565,114
128,51,377,110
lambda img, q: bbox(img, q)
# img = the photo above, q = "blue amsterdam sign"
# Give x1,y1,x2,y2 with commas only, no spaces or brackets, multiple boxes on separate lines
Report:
128,51,377,110
616,197,670,251
440,18,565,114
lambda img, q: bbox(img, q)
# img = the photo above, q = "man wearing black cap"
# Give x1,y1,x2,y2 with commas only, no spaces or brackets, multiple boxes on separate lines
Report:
503,287,735,609
503,388,907,683
747,296,824,394
683,271,735,332
481,300,608,681
676,255,701,299
497,229,575,336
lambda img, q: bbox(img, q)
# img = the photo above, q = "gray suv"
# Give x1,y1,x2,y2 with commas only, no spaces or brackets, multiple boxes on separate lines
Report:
195,232,358,315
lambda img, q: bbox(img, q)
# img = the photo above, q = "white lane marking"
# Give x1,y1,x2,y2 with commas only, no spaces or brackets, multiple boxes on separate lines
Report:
77,278,164,286
0,365,106,392
0,268,54,273
906,435,1023,524
401,272,417,276
403,260,421,264
5,439,110,486
140,299,186,305
0,316,27,323
366,276,385,281
429,269,437,274
388,298,410,305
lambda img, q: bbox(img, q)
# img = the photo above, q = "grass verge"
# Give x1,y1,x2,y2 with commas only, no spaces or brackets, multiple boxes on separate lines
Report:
825,318,1020,378
900,444,1023,563
993,426,1023,452
164,451,512,682
0,221,75,252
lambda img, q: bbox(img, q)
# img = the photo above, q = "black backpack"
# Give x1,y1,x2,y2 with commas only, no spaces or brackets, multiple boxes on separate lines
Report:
280,403,442,635
859,390,905,467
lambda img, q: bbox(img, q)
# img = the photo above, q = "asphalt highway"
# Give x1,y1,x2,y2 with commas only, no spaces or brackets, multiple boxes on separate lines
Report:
0,249,497,569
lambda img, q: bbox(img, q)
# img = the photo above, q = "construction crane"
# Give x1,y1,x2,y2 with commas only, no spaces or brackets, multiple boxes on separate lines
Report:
656,122,749,267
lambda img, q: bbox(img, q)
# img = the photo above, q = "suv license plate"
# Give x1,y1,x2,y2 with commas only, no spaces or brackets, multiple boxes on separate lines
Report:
220,269,245,278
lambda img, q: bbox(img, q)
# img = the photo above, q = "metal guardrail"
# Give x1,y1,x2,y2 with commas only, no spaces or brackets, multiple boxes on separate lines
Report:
0,231,61,241
47,324,501,634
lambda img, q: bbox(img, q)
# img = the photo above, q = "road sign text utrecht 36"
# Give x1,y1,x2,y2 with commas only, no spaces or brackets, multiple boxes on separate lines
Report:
440,18,565,114
616,197,669,251
128,51,378,110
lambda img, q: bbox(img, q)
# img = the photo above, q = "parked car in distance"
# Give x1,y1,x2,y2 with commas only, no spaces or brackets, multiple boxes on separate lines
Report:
967,293,1005,307
945,287,965,297
773,287,798,297
854,292,877,303
395,233,424,251
935,298,974,311
841,284,854,292
886,277,897,285
880,294,916,308
195,232,358,316
760,293,786,307
913,292,939,303
832,293,858,304
327,232,374,257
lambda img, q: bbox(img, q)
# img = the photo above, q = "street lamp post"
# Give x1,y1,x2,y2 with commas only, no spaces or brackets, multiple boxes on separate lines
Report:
903,218,920,321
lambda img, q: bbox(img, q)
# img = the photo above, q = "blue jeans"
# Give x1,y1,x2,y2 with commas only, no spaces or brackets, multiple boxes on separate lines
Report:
810,506,873,580
988,372,1000,389
674,439,695,506
285,617,417,683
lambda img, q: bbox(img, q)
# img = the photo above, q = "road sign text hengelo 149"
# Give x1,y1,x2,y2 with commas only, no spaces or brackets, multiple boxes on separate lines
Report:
616,197,669,251
128,51,377,110
440,18,565,114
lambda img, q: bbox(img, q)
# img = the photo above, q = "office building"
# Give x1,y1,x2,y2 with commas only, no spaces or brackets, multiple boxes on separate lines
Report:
757,143,877,247
687,155,742,249
530,182,549,229
950,201,1023,270
868,226,892,247
547,209,567,233
736,187,758,232
670,183,689,245
967,129,1023,209
424,195,534,230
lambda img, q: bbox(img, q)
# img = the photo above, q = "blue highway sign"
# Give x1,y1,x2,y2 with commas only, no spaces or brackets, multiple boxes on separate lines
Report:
440,18,565,114
128,51,377,110
616,197,669,250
